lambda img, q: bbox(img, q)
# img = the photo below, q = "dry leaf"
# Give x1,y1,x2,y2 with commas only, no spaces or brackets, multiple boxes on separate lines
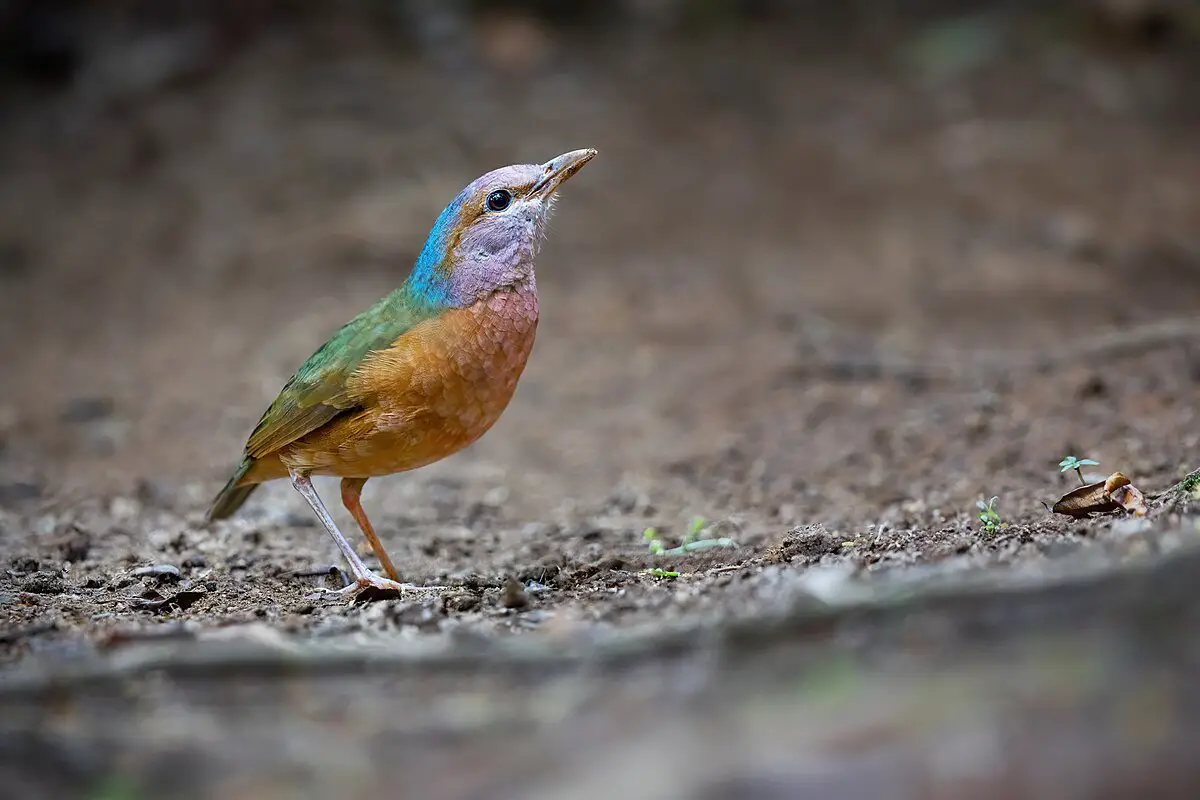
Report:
1052,480,1119,517
1103,472,1131,494
1051,471,1144,518
1109,483,1148,516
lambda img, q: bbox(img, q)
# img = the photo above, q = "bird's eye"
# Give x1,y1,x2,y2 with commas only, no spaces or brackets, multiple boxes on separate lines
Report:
486,190,512,212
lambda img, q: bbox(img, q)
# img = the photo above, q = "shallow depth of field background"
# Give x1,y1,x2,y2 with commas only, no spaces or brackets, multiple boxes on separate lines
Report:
2,2,1200,798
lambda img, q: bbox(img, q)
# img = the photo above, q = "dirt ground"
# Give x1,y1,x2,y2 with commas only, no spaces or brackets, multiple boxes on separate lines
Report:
2,5,1200,798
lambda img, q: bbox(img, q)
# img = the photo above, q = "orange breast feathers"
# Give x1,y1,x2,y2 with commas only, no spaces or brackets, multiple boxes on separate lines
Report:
279,286,539,478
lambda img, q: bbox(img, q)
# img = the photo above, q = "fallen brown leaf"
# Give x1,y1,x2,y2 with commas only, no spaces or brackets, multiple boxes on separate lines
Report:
1109,483,1148,516
1051,471,1146,518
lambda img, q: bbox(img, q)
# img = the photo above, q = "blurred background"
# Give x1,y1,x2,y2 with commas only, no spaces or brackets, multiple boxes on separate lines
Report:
2,0,1198,512
3,2,1200,797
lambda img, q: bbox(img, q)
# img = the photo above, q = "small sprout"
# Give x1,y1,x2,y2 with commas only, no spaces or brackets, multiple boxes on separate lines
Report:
643,520,737,556
643,527,665,555
976,496,1004,533
660,537,738,555
1059,456,1099,486
646,568,679,579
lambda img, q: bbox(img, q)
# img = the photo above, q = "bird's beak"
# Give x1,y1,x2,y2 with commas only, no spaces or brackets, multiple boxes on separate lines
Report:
530,148,597,199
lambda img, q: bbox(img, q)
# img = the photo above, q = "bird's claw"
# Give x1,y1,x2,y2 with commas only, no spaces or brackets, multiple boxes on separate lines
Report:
318,573,443,603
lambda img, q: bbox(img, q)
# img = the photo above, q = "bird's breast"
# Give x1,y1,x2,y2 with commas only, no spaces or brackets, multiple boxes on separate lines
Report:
301,283,540,476
396,284,541,436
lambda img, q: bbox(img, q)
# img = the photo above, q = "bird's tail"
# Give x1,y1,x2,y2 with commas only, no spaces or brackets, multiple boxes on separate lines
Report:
207,457,260,521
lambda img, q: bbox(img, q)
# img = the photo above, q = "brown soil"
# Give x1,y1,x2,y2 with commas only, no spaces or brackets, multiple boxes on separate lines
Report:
2,9,1200,799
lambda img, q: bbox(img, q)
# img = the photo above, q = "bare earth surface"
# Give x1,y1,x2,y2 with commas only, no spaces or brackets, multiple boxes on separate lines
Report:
2,11,1200,799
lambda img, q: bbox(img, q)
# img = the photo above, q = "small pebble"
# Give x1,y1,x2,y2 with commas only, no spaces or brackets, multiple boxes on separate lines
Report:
501,576,530,609
130,563,182,582
443,592,481,613
59,526,92,563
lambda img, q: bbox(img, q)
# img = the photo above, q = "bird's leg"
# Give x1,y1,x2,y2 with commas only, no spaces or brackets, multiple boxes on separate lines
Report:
289,469,404,597
340,477,402,583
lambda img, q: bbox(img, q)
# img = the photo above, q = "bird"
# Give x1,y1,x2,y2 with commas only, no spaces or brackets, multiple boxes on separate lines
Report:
206,148,597,599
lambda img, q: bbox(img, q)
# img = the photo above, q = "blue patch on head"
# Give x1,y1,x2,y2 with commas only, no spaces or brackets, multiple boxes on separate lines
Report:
406,189,469,306
401,161,552,308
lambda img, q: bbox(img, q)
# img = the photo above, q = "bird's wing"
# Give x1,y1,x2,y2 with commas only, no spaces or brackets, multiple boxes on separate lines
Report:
244,291,438,459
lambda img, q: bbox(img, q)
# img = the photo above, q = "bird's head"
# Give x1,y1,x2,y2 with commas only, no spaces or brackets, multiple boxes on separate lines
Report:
408,148,597,307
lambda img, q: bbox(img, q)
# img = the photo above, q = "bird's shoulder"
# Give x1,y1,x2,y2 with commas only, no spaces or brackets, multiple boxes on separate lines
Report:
349,284,539,392
243,288,444,458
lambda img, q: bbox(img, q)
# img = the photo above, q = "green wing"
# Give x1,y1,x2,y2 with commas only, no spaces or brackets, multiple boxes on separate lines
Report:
244,288,438,459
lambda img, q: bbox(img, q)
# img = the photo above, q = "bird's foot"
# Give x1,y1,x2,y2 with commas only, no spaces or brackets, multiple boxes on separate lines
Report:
322,572,443,604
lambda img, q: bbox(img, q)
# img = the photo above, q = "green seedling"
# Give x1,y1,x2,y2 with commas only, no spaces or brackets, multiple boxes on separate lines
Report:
643,520,737,557
666,537,739,554
643,526,665,555
1059,456,1099,486
977,496,1004,533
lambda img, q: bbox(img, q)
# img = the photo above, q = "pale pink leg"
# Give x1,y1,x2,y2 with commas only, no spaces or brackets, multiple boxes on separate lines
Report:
289,469,440,599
